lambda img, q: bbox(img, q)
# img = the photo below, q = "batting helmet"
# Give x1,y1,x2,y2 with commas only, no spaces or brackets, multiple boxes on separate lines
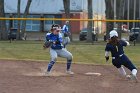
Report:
109,30,118,38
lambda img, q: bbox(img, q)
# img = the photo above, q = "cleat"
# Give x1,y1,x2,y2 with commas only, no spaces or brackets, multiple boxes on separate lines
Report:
127,74,139,83
131,75,139,83
66,70,74,75
126,75,131,80
44,71,51,76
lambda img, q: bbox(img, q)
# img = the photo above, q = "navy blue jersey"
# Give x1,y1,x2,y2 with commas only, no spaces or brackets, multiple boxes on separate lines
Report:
105,40,127,57
46,33,63,49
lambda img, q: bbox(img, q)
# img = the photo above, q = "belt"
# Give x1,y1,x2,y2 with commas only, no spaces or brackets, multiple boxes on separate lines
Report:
112,54,124,59
119,54,124,57
112,57,115,59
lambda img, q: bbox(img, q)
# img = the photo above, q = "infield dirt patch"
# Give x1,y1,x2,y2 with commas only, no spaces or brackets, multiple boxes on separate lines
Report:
0,60,139,93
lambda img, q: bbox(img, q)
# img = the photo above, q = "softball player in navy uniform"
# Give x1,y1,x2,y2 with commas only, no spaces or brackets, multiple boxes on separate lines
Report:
105,30,138,82
44,24,74,75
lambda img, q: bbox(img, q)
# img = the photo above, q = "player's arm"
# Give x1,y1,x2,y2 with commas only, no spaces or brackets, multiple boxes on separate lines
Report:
43,33,53,49
45,33,56,43
55,33,63,44
45,33,51,41
125,41,130,46
105,44,110,62
105,51,109,62
62,25,66,33
121,39,130,46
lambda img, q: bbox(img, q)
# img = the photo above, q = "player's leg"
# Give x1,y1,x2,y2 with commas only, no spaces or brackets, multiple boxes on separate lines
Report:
63,37,67,48
67,37,70,43
46,48,57,74
121,55,138,82
63,37,70,48
57,48,74,74
118,66,127,77
112,59,127,77
121,55,137,75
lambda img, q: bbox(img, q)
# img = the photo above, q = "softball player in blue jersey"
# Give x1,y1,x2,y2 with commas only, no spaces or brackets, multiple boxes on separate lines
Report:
62,21,70,48
44,24,74,75
105,30,138,82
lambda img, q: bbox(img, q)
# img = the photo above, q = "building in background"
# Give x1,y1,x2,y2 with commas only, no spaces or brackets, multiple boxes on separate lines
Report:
5,0,87,34
4,0,105,34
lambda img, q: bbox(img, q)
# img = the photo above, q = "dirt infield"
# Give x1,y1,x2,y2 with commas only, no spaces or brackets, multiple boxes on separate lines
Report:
0,60,140,93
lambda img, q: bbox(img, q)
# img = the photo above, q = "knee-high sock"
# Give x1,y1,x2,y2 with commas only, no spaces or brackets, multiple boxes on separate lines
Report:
47,61,55,72
118,66,126,76
67,60,72,71
132,69,137,76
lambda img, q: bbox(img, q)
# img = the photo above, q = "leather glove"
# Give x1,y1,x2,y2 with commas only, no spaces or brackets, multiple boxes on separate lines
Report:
43,41,52,49
55,41,60,44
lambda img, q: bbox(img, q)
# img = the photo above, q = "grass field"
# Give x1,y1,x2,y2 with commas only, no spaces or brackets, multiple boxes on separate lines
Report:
0,40,140,66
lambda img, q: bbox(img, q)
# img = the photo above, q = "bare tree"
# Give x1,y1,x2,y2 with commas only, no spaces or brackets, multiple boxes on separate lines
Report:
21,0,32,40
105,0,127,39
116,0,125,39
0,0,7,40
63,0,73,41
87,0,93,42
40,14,44,32
105,0,114,39
63,0,70,18
17,0,21,40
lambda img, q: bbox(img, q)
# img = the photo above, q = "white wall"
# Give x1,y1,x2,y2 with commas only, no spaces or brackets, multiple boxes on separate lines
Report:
4,0,88,14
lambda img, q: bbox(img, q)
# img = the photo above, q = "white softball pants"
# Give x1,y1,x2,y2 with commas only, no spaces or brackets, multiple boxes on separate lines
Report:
50,48,73,62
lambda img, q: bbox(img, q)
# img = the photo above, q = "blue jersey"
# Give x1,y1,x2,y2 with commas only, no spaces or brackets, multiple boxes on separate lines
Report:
62,24,69,33
105,40,127,58
46,33,63,49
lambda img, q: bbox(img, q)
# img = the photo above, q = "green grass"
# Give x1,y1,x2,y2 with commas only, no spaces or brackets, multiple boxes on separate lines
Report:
0,40,140,67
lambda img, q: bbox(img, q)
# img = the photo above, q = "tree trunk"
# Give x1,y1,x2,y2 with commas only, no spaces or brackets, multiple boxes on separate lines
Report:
0,0,7,40
63,0,73,41
40,14,44,32
63,0,70,18
87,0,93,42
116,0,125,39
9,14,13,29
105,0,126,39
17,0,21,40
21,0,32,40
105,0,114,39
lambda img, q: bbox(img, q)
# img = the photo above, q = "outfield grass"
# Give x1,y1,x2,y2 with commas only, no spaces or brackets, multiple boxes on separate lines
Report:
0,40,140,67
